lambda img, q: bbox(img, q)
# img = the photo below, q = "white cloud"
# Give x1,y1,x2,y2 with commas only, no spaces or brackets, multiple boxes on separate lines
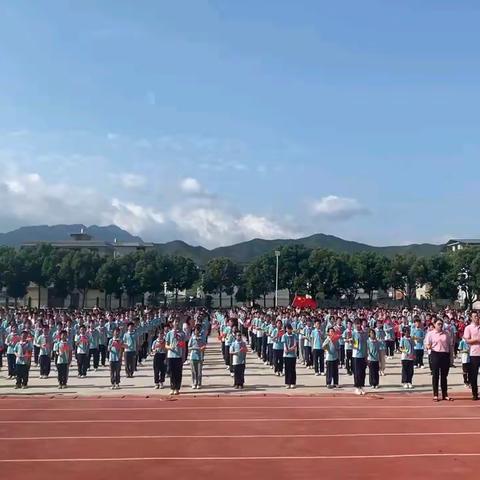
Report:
110,198,164,234
113,173,147,189
180,177,202,194
312,195,369,220
236,214,294,239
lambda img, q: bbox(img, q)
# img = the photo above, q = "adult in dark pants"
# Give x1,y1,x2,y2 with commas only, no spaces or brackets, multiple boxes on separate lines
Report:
463,312,480,401
283,323,297,389
425,319,453,402
166,319,186,396
352,320,368,396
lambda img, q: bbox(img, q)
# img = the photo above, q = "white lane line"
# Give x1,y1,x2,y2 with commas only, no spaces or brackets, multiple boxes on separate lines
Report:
2,453,480,463
0,416,479,424
1,432,480,441
0,404,473,411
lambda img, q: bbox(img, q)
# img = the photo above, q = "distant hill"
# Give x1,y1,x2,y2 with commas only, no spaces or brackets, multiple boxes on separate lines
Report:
0,224,443,264
0,224,142,246
154,233,443,265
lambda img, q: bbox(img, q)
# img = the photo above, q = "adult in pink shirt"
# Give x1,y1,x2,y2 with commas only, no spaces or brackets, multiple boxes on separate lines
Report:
463,313,480,401
425,318,453,402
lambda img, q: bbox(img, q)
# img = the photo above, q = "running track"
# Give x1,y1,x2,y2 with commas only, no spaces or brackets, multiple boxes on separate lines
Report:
0,394,478,479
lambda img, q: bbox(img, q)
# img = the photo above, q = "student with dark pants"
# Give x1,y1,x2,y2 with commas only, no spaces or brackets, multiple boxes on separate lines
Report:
230,331,247,389
14,331,32,389
367,329,380,389
166,319,186,395
108,328,123,389
54,330,71,389
323,327,340,388
6,327,20,379
122,322,137,378
400,328,415,389
272,320,284,376
283,324,297,389
343,322,353,376
463,313,480,401
151,328,167,389
425,319,453,401
312,321,325,376
352,321,368,395
74,326,90,378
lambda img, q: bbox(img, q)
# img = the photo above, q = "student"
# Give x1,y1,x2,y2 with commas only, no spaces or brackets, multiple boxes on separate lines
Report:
367,329,380,389
463,312,480,401
352,321,368,395
108,328,123,390
0,323,4,371
6,325,20,379
312,320,325,376
151,328,167,389
400,327,415,389
87,321,100,371
283,323,297,389
322,327,340,388
122,322,137,378
37,325,52,379
97,319,108,367
425,319,453,402
14,331,33,389
230,331,247,389
343,321,353,376
411,319,426,369
165,319,186,396
74,325,90,378
303,320,313,369
53,330,71,389
384,319,395,359
458,336,470,389
189,324,206,389
272,320,284,376
266,318,275,367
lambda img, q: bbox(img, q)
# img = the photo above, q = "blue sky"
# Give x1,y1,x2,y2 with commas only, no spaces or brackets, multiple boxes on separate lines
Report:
0,0,479,247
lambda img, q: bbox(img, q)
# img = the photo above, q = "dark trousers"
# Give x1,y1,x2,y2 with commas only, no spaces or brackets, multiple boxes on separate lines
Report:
431,351,450,398
7,353,16,377
273,349,284,374
125,351,136,377
326,359,339,386
88,348,99,370
312,348,325,374
353,357,366,388
99,344,107,366
368,360,379,387
463,363,470,385
233,363,245,387
267,343,273,365
153,352,167,385
284,357,296,385
386,340,395,357
34,345,40,364
304,346,313,367
110,361,121,385
401,360,414,384
77,353,88,376
250,332,256,350
261,336,268,362
345,349,353,375
470,356,480,399
168,357,183,391
16,364,29,387
256,336,263,357
0,352,3,369
340,345,346,366
414,349,424,367
39,354,51,376
57,363,68,386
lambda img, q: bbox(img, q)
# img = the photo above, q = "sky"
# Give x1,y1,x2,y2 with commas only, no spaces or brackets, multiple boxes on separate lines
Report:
0,0,480,248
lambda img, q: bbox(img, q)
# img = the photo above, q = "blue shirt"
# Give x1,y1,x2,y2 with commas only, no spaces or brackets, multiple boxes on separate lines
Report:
367,339,380,362
165,329,186,359
411,327,425,350
188,335,205,361
282,333,297,358
322,337,339,361
312,328,324,349
352,329,367,359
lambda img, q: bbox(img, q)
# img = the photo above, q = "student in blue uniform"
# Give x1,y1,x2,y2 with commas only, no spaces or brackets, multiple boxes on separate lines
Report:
37,325,52,379
108,327,123,389
14,331,33,389
53,330,71,389
165,318,186,395
343,321,353,376
151,327,167,389
230,331,247,389
367,329,380,389
189,324,206,389
322,327,340,388
6,324,20,379
411,318,425,369
283,323,297,389
303,319,313,369
74,324,90,378
122,322,137,378
272,320,284,376
87,321,100,371
400,327,415,389
312,320,325,376
352,320,368,395
458,337,470,388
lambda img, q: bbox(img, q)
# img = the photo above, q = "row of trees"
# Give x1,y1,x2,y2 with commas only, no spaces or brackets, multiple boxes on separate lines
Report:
1,243,480,309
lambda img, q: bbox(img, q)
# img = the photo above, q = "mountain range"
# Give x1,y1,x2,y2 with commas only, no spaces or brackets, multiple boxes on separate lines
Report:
0,224,444,264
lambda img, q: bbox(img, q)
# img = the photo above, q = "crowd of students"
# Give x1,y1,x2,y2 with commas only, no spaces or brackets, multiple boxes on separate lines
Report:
0,306,479,401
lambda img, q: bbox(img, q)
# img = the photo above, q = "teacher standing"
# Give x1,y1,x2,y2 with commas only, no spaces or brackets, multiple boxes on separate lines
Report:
425,318,453,402
463,312,480,401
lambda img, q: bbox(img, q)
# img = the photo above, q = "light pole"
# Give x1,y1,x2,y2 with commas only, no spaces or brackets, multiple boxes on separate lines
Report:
275,250,280,308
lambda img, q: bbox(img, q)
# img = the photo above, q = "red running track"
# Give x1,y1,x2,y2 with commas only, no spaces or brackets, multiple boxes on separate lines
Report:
0,394,478,479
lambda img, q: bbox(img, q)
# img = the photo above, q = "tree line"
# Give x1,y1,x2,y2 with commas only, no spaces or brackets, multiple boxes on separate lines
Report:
1,243,480,309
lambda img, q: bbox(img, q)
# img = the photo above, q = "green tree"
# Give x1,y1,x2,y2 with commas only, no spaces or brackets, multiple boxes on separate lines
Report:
354,252,390,305
245,255,275,306
388,254,424,308
452,248,480,309
203,257,239,307
70,250,104,308
168,255,199,304
277,245,310,302
118,252,144,307
306,248,339,300
96,257,123,308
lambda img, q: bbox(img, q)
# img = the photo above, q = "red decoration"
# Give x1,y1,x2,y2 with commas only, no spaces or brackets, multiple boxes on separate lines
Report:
291,295,317,309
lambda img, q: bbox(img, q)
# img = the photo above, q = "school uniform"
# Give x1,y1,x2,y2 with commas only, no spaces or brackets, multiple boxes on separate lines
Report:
352,329,368,388
87,328,100,370
165,329,186,391
375,327,386,374
458,338,470,386
342,328,353,375
400,336,415,385
322,336,339,387
267,323,275,366
411,326,425,368
312,328,325,374
463,323,480,400
367,338,380,387
272,327,284,374
6,332,20,377
230,339,247,387
37,333,52,377
53,340,71,387
0,327,5,370
108,338,123,386
122,331,137,378
283,333,297,386
384,324,395,357
151,336,167,386
97,324,108,366
33,327,42,365
74,333,90,376
303,326,313,368
14,341,33,388
189,335,205,387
